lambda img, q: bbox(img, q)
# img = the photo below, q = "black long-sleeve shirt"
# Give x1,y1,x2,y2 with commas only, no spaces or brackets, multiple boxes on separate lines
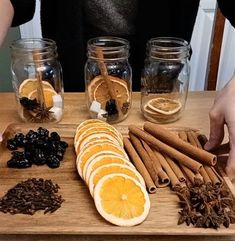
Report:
10,0,234,92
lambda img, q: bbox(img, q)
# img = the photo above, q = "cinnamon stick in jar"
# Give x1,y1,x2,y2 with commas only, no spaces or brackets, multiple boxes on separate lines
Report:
144,122,217,166
123,137,157,193
95,48,122,114
128,125,202,172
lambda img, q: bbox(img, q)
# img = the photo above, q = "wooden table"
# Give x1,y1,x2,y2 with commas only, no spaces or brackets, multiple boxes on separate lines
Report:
0,91,234,241
0,91,217,135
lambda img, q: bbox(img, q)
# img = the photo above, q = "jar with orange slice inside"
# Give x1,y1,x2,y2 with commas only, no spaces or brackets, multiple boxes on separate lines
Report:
85,36,132,123
141,37,190,123
10,38,64,123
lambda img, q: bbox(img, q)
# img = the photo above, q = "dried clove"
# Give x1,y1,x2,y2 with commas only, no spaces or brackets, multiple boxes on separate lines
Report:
175,179,235,229
0,178,64,215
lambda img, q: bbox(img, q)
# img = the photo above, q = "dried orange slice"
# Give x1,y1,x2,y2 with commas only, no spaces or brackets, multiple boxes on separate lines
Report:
19,78,54,97
146,97,182,115
83,153,133,184
76,121,122,139
28,88,57,108
94,173,150,226
76,142,128,179
88,75,130,109
75,133,122,154
75,127,123,151
75,120,123,144
88,163,145,197
76,119,105,133
74,124,123,148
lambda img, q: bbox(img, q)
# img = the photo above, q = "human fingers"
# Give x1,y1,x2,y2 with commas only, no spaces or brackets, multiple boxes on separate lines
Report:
204,108,224,151
225,125,235,181
225,148,235,182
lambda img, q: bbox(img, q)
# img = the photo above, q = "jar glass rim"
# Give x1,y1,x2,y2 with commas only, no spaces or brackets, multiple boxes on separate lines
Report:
87,36,130,50
148,37,190,51
10,38,57,51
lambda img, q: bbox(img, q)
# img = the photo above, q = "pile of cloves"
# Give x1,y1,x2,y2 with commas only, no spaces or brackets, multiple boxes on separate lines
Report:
175,179,235,228
0,178,64,215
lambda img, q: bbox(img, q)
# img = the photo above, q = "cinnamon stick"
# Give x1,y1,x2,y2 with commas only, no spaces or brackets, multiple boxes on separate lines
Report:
153,149,181,188
179,131,205,183
188,132,222,185
163,154,186,182
33,50,46,108
199,167,212,184
123,137,157,193
144,122,217,166
178,131,188,142
141,141,170,187
128,125,202,172
180,165,196,184
204,165,222,185
195,172,204,181
96,48,122,114
187,130,202,149
129,133,159,185
187,131,198,147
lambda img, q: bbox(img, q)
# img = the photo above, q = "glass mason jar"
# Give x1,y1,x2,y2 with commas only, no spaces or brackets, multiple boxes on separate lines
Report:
85,36,132,123
141,37,190,123
10,38,64,123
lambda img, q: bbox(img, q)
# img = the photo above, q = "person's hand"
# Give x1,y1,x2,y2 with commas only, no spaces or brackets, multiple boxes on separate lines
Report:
204,74,235,181
0,0,14,47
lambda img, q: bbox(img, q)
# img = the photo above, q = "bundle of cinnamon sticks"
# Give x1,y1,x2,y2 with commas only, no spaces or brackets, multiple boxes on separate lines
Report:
124,122,223,193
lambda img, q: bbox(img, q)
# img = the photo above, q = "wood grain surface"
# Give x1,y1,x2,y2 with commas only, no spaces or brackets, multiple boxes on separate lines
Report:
0,91,234,241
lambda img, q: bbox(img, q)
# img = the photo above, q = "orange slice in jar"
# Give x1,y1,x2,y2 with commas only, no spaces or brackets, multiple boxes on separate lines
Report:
19,78,54,97
27,88,57,108
146,97,182,115
88,75,130,109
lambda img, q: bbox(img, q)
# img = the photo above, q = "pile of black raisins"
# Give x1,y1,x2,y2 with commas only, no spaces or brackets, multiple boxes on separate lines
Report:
6,127,68,169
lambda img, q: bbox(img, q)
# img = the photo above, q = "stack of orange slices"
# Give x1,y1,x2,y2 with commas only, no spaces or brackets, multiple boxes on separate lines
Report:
19,78,57,108
74,119,150,226
143,97,182,121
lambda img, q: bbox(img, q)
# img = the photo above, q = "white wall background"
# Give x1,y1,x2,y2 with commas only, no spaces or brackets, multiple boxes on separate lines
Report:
19,0,235,91
217,20,235,90
19,0,42,38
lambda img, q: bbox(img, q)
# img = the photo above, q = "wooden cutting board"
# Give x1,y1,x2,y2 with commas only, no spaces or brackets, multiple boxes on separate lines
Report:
0,123,235,236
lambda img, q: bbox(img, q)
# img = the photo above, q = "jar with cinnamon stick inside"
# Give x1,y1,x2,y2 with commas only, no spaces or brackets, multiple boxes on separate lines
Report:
85,36,132,123
10,38,64,123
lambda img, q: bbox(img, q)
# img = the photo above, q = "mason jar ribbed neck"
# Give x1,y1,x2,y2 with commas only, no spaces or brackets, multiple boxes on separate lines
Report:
146,37,190,61
87,36,130,61
11,38,58,62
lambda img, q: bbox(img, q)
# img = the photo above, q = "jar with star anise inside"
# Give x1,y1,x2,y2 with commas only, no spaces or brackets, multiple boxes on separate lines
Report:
85,36,132,123
10,38,64,123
